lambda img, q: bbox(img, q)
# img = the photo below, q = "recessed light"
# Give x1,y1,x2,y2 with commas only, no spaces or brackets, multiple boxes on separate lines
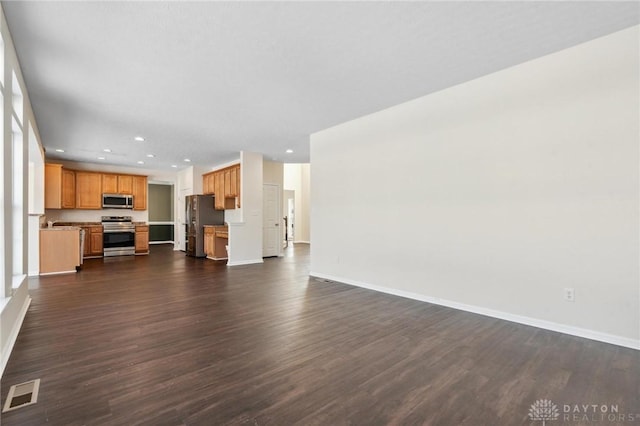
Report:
146,154,155,158
103,148,111,153
137,161,144,165
184,158,191,162
286,149,293,154
55,148,64,153
97,156,105,160
171,165,178,168
134,136,145,142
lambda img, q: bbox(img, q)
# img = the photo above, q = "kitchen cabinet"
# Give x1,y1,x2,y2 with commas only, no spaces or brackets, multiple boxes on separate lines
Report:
40,228,81,274
204,164,240,210
75,171,102,209
203,173,215,195
103,174,133,195
230,166,239,198
204,226,214,257
118,175,133,194
204,225,228,260
102,174,118,194
132,176,147,211
90,227,103,256
62,169,76,208
45,163,76,209
214,172,226,210
135,225,149,254
82,225,104,258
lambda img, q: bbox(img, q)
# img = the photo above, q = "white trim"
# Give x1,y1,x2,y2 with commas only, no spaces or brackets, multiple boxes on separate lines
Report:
0,296,31,376
38,270,77,276
11,274,26,289
226,258,264,267
309,272,640,351
294,241,310,244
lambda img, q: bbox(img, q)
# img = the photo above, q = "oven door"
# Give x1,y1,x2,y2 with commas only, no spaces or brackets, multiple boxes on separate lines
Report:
103,229,135,256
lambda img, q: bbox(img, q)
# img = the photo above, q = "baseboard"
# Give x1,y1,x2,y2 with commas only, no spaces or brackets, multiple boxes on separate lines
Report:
293,241,310,244
227,258,264,266
1,296,32,377
309,271,640,351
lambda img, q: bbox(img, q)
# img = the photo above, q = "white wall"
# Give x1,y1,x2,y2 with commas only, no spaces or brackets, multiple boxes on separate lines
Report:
227,151,263,266
283,163,310,243
1,3,41,374
311,26,639,348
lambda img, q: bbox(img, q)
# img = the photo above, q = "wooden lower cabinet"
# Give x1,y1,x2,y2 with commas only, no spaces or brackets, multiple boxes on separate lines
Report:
204,227,214,258
40,229,81,274
82,226,104,258
204,225,228,260
135,225,149,254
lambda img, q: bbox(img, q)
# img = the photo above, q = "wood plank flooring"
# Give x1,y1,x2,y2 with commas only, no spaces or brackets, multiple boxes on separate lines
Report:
1,244,638,425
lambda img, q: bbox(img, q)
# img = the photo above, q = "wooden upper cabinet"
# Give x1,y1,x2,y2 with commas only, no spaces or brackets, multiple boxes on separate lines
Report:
202,172,215,195
228,165,238,198
103,174,133,194
75,171,102,209
102,174,118,194
214,171,225,210
45,163,76,209
61,169,76,209
235,165,241,208
205,165,241,210
132,176,147,211
118,175,133,194
45,163,63,209
224,169,232,197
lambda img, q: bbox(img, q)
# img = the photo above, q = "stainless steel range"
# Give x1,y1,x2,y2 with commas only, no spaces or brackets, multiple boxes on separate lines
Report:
102,216,135,257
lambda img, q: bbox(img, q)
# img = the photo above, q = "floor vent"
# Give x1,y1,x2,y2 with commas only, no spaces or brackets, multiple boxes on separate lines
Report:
2,379,40,412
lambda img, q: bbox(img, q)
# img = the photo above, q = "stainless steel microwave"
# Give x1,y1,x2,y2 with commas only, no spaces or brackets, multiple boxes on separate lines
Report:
102,194,133,209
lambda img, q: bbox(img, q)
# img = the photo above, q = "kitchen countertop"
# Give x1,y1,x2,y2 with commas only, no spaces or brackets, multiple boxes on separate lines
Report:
50,222,102,227
47,222,149,227
41,226,81,231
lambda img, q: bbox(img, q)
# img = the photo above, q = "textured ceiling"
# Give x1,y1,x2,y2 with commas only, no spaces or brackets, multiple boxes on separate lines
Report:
3,2,638,170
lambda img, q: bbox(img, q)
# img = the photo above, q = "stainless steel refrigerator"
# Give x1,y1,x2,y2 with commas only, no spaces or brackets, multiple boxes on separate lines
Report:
185,195,225,257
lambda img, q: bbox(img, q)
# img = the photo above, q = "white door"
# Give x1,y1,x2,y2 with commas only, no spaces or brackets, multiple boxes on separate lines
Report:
263,184,280,257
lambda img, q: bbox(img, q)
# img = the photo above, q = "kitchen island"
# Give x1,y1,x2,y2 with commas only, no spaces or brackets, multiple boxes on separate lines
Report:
40,227,82,274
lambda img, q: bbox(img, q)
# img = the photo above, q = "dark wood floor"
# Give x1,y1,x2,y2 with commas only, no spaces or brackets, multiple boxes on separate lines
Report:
1,244,638,425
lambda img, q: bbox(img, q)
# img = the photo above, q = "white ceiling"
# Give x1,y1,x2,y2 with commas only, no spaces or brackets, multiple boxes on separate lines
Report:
3,2,638,170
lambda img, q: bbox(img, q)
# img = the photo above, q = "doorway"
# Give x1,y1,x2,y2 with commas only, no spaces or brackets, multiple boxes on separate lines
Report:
148,183,175,245
284,190,295,244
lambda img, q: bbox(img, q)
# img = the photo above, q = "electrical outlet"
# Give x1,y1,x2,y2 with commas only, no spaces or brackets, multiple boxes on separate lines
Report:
564,287,575,302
